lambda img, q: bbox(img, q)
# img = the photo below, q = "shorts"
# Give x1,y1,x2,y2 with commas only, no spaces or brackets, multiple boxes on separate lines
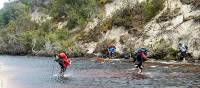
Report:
180,51,187,60
135,61,143,69
181,51,187,57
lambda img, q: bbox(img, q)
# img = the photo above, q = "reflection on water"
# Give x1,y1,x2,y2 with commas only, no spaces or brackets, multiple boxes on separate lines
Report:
0,55,200,88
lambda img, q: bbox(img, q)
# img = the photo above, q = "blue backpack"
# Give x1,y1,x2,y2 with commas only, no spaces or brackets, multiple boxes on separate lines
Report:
135,48,148,55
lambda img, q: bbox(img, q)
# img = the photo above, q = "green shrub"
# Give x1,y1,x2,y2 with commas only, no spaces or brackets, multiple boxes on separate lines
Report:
49,0,97,29
194,15,200,23
180,0,193,4
157,7,181,23
150,49,168,60
76,18,112,43
167,47,179,57
112,4,144,29
154,38,171,49
181,0,200,9
112,0,165,29
77,29,102,43
17,31,36,53
143,0,165,22
97,18,113,32
97,0,113,6
119,34,129,44
150,47,178,60
150,38,179,60
64,47,88,57
193,0,200,9
163,55,175,61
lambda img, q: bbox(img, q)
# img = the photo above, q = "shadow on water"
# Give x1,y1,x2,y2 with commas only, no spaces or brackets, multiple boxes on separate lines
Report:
0,55,200,88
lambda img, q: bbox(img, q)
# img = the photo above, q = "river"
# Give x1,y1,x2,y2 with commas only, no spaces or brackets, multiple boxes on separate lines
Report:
0,56,199,88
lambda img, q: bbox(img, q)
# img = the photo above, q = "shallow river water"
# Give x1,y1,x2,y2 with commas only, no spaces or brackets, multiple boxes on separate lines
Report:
0,56,199,88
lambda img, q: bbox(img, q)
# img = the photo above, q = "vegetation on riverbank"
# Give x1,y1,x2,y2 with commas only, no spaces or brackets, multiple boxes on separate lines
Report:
0,0,98,56
0,0,164,57
0,0,199,63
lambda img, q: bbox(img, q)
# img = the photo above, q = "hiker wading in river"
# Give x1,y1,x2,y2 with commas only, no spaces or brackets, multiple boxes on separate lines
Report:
54,52,71,77
134,48,149,74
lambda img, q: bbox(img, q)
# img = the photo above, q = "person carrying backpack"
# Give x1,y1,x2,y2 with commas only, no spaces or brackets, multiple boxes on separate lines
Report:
178,43,188,61
107,45,116,58
54,52,71,77
134,48,148,74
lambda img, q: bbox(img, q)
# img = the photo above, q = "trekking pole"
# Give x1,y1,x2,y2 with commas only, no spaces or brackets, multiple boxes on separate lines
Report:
52,54,58,76
51,56,55,77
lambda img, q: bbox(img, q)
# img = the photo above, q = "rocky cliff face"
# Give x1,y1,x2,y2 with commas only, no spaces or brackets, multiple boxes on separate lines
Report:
81,0,200,60
143,0,200,59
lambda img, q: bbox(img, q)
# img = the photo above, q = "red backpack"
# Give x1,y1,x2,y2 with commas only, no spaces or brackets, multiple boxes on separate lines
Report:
58,53,71,68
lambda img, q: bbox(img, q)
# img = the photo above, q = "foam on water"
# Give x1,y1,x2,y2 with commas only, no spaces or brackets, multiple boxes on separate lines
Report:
150,65,157,68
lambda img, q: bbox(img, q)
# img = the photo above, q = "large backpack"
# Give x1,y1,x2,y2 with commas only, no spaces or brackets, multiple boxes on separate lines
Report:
133,48,148,61
134,48,148,55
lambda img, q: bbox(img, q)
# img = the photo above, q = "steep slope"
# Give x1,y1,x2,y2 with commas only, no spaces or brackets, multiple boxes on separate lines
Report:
143,0,200,59
82,0,200,61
